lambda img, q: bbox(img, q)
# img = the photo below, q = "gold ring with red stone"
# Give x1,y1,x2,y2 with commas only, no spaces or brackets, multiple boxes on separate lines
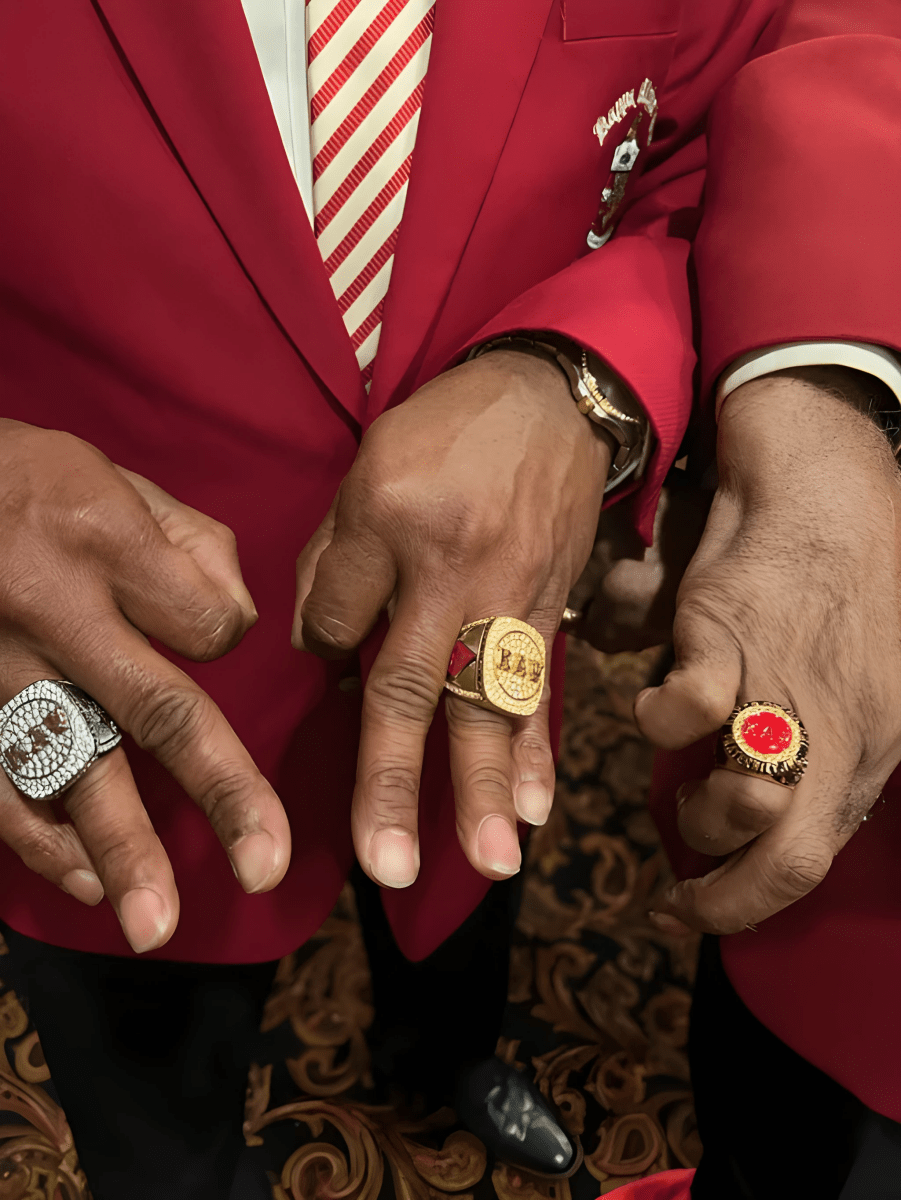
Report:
716,701,809,788
444,617,546,717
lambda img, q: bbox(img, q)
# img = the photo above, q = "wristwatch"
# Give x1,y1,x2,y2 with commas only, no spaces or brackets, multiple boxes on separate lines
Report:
468,332,653,492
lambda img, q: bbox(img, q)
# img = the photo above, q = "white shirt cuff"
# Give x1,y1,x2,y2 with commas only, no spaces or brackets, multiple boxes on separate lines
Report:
716,342,901,419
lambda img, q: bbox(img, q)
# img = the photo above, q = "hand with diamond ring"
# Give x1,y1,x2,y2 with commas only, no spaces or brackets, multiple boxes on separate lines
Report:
0,422,290,953
294,349,614,888
634,367,901,935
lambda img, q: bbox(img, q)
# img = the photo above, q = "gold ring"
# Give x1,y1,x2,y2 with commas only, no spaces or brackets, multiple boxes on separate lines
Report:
444,616,546,717
716,701,809,788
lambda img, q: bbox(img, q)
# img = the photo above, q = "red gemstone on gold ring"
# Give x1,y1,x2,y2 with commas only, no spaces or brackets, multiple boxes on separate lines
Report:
740,712,792,756
447,641,477,678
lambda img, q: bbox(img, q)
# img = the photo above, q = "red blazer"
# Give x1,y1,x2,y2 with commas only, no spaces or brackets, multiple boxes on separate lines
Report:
0,0,846,975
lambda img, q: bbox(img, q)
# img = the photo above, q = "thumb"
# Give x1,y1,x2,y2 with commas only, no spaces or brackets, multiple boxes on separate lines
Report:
292,494,339,650
634,595,741,749
116,465,257,621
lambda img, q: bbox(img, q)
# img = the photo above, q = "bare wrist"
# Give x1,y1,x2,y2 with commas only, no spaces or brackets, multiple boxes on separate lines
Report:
720,371,900,503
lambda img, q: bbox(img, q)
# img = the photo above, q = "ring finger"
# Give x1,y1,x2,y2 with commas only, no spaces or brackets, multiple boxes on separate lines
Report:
0,656,174,947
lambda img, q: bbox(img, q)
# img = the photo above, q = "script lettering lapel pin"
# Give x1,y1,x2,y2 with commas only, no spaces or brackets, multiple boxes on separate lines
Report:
589,78,658,249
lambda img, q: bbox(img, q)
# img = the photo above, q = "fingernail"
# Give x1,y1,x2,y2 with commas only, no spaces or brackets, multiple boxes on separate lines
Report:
648,911,692,937
676,783,690,808
118,888,171,954
477,815,521,876
61,869,104,906
515,781,552,826
368,828,419,888
230,831,279,894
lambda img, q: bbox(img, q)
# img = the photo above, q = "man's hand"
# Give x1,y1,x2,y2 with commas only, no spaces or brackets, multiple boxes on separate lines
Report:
634,368,901,934
294,351,612,888
0,422,290,952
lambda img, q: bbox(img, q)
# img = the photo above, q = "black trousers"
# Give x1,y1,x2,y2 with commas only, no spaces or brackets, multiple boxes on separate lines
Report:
690,934,901,1199
0,868,516,1200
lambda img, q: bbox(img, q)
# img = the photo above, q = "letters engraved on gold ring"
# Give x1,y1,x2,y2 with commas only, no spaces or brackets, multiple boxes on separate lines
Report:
716,700,809,788
444,617,546,718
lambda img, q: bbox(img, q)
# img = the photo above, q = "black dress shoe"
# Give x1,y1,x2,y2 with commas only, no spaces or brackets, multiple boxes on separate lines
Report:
455,1057,575,1175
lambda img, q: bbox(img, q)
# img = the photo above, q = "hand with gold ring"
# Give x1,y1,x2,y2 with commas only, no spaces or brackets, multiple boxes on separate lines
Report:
293,349,615,887
635,366,901,935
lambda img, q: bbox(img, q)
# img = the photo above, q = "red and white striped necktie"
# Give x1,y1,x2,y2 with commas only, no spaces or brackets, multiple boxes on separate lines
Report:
306,0,436,386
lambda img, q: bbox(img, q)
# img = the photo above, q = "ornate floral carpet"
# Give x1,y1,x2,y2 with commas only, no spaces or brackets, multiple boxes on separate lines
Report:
0,639,701,1199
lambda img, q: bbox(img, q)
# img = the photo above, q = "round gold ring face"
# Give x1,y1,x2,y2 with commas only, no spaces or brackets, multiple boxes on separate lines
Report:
718,700,809,787
481,617,546,717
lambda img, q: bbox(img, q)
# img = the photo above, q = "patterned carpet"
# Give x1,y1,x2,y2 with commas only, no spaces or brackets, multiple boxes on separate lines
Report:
0,639,701,1199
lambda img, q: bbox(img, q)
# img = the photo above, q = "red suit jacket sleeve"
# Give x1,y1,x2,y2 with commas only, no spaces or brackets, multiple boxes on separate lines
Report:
696,2,901,390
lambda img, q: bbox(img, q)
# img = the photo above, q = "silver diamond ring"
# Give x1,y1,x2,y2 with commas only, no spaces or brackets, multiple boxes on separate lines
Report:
0,681,122,801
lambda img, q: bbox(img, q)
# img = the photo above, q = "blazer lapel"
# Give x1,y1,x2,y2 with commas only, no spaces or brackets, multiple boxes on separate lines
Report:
368,0,555,419
92,0,365,423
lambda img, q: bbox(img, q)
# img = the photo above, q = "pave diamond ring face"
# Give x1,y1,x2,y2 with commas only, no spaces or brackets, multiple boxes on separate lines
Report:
0,681,122,801
444,617,546,717
717,701,809,788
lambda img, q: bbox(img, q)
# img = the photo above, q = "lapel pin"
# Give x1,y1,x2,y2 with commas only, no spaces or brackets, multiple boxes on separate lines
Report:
588,78,658,249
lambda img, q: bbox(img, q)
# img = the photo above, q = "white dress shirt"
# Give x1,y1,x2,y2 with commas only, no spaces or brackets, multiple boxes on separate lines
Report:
239,0,901,412
240,0,315,221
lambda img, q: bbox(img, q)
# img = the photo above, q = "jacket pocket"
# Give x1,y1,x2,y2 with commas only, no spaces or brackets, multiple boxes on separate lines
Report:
562,0,681,40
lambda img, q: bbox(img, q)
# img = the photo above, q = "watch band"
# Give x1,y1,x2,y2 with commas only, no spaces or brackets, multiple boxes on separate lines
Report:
468,332,653,492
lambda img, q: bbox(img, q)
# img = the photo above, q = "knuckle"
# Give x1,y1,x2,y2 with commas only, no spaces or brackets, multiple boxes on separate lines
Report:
365,664,439,726
724,786,788,831
185,599,247,660
0,569,69,632
301,607,363,654
442,510,505,566
771,846,831,899
446,698,509,734
688,683,734,730
91,833,142,879
64,489,149,563
365,765,420,800
131,685,210,762
196,768,259,832
461,762,511,801
526,604,557,638
209,518,238,551
15,821,66,870
512,731,552,762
